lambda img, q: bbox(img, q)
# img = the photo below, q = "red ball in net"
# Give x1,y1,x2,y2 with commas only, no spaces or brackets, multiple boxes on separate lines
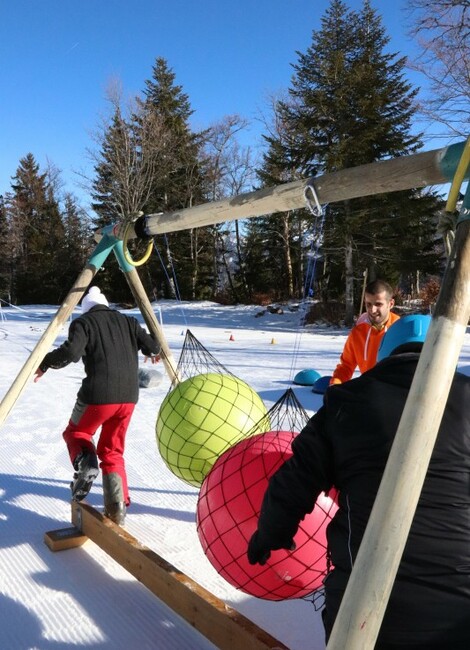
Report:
196,430,338,600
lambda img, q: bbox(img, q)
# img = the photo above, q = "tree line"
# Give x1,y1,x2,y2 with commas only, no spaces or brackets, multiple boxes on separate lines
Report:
1,0,468,321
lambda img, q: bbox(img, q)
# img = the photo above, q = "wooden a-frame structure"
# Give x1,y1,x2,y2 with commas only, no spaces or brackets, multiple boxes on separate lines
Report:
0,139,469,649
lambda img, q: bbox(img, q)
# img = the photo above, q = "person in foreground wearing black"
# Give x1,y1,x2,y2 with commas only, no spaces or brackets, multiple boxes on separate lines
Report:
248,314,470,649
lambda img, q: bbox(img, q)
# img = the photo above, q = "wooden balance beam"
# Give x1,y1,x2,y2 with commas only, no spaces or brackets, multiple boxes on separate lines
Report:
45,502,288,650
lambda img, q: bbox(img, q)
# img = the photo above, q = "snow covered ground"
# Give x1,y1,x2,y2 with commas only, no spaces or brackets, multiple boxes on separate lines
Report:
0,299,469,650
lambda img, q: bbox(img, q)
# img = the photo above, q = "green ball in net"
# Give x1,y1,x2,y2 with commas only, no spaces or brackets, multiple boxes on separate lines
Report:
156,373,269,487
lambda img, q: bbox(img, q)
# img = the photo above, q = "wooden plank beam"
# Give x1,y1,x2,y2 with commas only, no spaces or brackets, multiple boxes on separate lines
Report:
113,141,468,240
70,502,289,650
44,526,88,552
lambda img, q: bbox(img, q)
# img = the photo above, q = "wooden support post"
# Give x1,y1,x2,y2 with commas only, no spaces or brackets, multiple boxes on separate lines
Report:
59,502,289,650
0,229,180,431
123,266,180,386
110,238,180,386
326,213,470,646
0,265,98,429
0,232,119,431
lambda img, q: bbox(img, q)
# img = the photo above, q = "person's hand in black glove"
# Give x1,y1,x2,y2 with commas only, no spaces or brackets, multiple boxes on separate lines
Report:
247,529,296,566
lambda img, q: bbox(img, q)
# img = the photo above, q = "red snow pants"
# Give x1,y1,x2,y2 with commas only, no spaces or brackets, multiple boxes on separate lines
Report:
62,400,135,505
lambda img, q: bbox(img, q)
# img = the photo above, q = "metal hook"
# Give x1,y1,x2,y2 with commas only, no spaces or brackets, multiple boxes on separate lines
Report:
304,181,323,217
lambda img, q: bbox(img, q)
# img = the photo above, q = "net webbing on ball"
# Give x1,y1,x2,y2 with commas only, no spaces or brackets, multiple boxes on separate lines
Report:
196,388,338,602
244,387,310,437
156,330,270,487
172,329,234,384
156,370,270,487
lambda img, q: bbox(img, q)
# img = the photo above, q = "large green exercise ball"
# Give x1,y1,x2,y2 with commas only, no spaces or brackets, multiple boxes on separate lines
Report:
156,372,269,487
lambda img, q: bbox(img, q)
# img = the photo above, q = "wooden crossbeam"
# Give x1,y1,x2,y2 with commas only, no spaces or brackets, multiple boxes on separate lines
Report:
45,502,288,650
112,141,468,240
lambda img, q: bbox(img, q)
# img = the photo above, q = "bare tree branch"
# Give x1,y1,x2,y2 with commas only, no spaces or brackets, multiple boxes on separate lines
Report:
405,0,470,137
82,82,179,222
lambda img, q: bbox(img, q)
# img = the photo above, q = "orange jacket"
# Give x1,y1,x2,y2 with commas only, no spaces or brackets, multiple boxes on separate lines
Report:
330,311,400,385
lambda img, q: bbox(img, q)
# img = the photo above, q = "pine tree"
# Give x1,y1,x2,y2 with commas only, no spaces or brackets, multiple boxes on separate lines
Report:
0,193,11,300
58,193,94,300
280,0,443,321
246,98,312,301
9,154,66,303
90,97,172,302
91,108,129,227
138,57,212,300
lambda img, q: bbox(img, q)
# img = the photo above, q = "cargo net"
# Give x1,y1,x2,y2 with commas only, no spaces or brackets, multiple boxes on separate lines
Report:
156,329,270,487
246,386,310,436
173,329,234,383
196,387,338,604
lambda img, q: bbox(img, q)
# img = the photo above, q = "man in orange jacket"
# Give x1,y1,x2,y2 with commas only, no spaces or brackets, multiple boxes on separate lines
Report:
330,279,399,385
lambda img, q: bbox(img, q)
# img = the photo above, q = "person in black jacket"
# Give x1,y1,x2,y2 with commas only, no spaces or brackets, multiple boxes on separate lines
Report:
34,286,161,524
248,314,470,649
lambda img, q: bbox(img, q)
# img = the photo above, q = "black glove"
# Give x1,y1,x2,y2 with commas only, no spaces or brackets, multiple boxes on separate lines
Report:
247,530,271,565
247,530,296,566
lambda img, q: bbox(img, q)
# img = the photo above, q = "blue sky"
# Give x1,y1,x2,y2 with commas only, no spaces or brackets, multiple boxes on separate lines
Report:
1,0,423,207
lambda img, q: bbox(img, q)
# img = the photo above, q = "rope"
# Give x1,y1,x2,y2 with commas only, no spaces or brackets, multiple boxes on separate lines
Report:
153,238,189,329
289,188,328,383
163,234,185,304
437,210,458,259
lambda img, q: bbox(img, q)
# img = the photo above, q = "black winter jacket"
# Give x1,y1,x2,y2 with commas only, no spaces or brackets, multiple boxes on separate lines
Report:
257,353,470,649
40,305,160,404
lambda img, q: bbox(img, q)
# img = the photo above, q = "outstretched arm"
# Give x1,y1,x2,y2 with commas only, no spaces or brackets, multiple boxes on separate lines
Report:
331,330,359,384
136,323,161,360
248,407,334,565
34,320,87,381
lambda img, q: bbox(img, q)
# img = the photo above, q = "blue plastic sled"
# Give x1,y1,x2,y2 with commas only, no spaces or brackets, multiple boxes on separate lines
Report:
312,375,332,394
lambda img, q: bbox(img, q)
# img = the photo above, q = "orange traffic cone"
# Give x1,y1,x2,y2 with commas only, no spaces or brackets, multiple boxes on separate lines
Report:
229,334,235,341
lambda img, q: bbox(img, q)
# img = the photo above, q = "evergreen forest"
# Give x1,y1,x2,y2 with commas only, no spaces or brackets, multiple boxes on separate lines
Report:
1,0,468,321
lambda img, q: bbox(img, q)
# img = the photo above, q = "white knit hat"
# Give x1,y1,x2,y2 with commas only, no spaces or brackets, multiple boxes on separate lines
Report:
81,286,109,314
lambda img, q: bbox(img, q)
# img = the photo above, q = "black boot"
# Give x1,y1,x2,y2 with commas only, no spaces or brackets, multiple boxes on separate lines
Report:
103,472,127,525
104,501,127,525
71,450,99,502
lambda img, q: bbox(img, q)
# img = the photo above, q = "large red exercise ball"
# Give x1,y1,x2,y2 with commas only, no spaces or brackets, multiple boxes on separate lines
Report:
156,372,269,487
196,430,339,600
